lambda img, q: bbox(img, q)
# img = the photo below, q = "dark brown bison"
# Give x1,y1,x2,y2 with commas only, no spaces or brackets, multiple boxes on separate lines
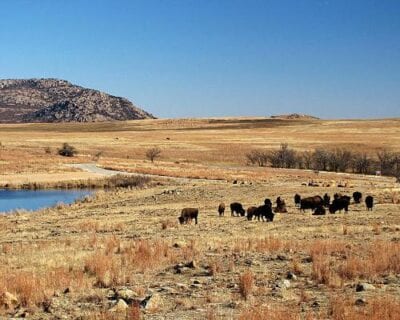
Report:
294,194,301,207
255,204,274,222
329,197,350,214
323,193,330,207
365,196,374,211
218,203,225,216
313,205,326,215
178,208,198,225
300,196,323,211
274,196,287,213
264,198,272,207
353,192,362,204
230,202,245,216
246,206,258,220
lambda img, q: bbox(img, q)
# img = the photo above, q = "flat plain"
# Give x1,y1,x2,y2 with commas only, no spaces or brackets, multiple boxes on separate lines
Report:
0,117,399,319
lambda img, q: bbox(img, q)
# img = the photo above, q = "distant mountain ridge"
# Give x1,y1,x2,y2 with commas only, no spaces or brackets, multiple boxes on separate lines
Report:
0,78,155,123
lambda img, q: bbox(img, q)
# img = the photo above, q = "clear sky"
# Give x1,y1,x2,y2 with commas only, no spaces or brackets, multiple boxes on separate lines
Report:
1,0,399,119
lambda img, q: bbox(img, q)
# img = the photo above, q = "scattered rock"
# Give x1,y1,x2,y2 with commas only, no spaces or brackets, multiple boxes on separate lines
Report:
186,260,197,269
287,272,297,280
117,288,137,302
356,283,376,292
0,291,18,309
140,294,163,310
355,298,367,306
173,241,185,248
277,254,288,261
109,299,128,312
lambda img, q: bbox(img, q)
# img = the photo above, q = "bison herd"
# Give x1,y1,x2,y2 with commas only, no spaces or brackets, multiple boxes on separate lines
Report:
296,192,374,215
178,191,375,225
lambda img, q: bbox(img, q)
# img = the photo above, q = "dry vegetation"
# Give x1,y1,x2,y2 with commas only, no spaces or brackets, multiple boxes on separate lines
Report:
0,117,400,319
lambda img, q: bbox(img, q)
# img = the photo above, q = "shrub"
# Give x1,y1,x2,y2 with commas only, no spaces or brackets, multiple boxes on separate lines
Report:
58,143,77,157
146,147,161,163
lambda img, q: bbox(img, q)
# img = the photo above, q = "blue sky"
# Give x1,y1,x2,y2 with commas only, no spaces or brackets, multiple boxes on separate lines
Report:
1,0,399,119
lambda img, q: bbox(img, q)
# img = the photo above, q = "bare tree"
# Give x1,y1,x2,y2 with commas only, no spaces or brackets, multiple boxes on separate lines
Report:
377,149,395,175
312,148,329,171
352,153,373,174
146,147,162,163
269,143,298,168
302,151,314,169
245,150,269,167
327,149,352,172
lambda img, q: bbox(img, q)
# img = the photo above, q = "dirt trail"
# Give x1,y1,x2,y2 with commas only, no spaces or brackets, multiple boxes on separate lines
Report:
67,163,225,183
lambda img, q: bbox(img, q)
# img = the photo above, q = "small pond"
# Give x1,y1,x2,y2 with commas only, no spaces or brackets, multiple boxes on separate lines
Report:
0,189,93,214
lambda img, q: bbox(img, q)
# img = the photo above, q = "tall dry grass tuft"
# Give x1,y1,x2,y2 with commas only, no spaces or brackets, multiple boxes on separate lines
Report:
239,270,254,300
329,295,400,320
338,241,400,280
239,305,301,320
84,250,125,287
233,236,298,254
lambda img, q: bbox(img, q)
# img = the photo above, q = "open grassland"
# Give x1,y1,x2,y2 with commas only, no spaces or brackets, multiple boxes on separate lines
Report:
0,174,399,319
0,117,400,319
1,117,400,182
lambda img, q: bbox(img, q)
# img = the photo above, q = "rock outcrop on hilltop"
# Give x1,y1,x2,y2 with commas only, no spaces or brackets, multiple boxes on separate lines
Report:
270,113,320,120
0,78,155,123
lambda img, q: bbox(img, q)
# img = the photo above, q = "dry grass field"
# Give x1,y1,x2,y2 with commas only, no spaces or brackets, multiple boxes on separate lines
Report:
0,117,400,319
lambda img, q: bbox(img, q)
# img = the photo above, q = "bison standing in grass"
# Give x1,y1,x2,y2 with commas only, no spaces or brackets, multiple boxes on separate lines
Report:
294,194,301,207
353,191,362,203
246,206,258,220
300,196,323,212
230,202,246,217
218,203,225,216
329,197,350,214
274,196,287,213
313,205,326,215
323,193,331,207
178,208,199,225
255,204,274,222
365,196,374,211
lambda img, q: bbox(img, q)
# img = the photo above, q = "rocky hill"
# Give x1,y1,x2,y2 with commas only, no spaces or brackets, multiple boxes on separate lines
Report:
0,79,155,123
270,113,320,120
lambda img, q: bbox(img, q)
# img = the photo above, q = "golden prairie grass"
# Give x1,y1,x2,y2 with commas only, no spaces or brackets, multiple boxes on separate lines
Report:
310,239,400,284
239,270,254,300
239,295,400,320
329,295,400,320
239,305,301,320
0,267,87,309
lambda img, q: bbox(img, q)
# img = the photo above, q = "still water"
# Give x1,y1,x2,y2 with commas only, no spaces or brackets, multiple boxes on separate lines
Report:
0,189,92,213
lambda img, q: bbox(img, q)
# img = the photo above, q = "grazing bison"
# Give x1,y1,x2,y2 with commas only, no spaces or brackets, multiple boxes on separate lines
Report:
179,208,199,225
323,193,331,207
230,202,246,216
294,194,301,207
365,196,374,211
329,198,350,214
246,206,258,220
254,204,274,222
353,192,362,204
313,205,326,215
264,198,272,207
218,203,225,216
274,196,287,213
300,196,323,212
